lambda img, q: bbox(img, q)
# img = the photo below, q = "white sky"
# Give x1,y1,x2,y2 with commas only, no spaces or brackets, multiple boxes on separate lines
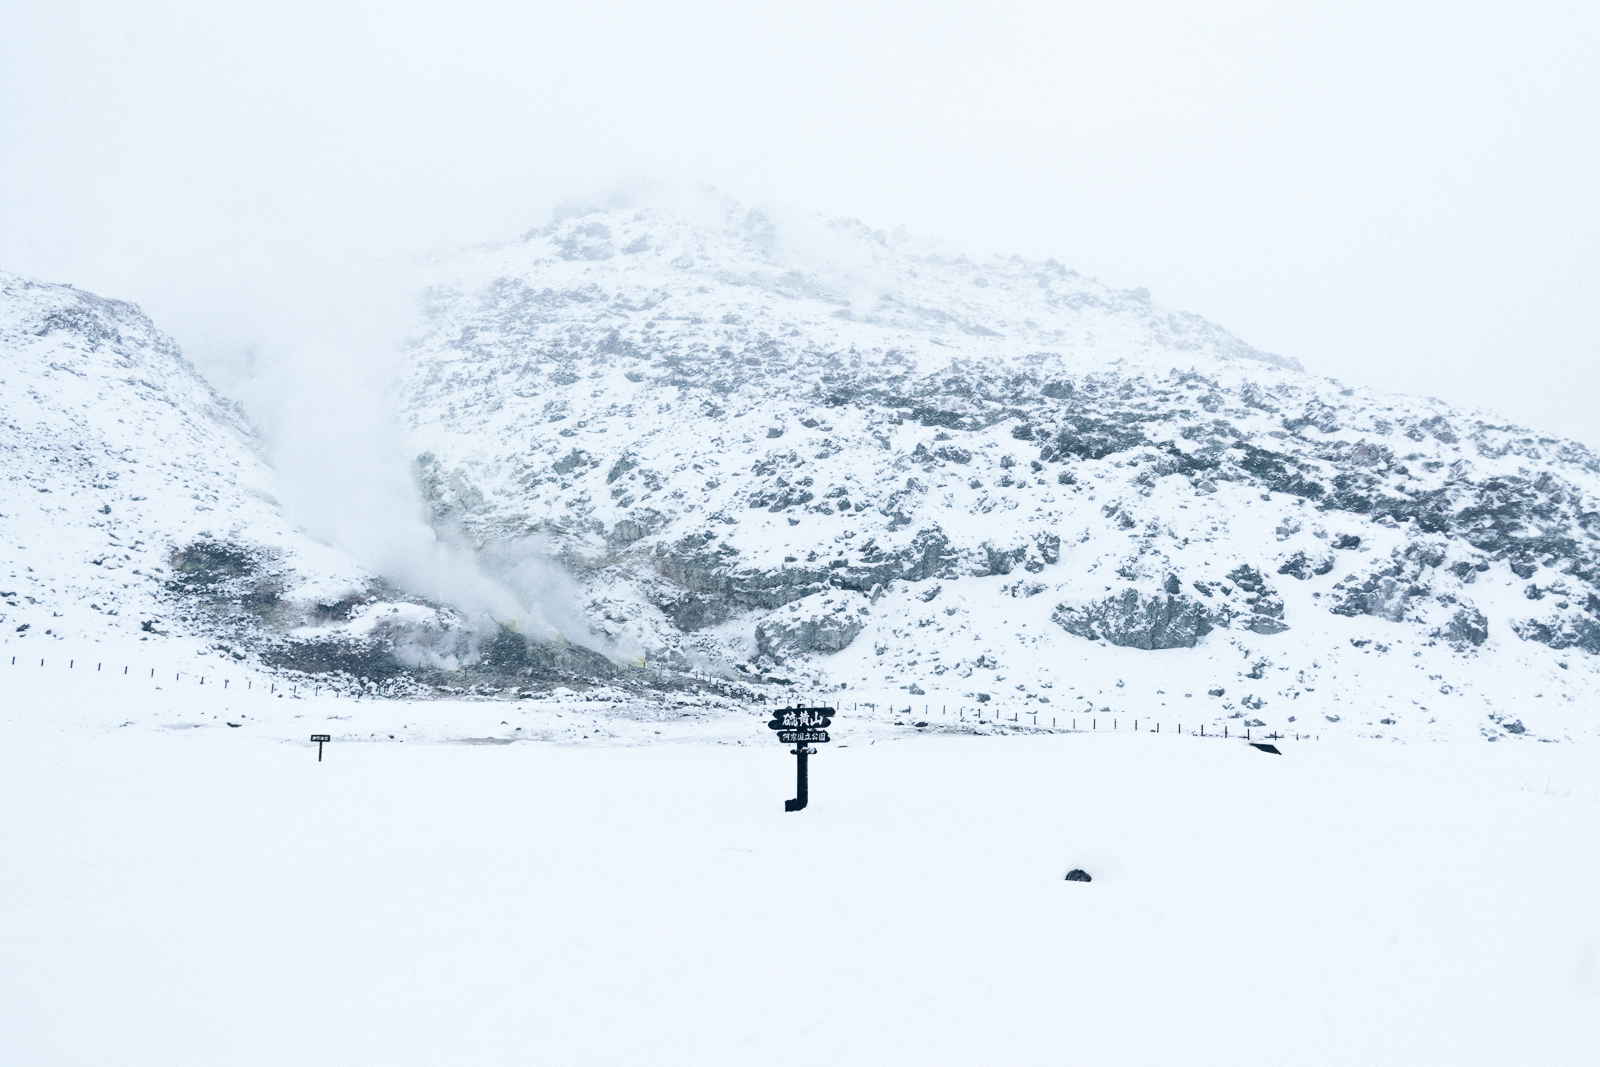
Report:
3,0,1597,445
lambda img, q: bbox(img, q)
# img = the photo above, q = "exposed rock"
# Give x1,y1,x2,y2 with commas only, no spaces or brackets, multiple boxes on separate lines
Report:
1277,551,1333,581
1511,615,1600,655
1064,869,1092,882
1220,565,1289,633
1332,575,1414,622
1243,615,1290,635
755,591,869,661
1439,606,1490,650
1052,589,1215,650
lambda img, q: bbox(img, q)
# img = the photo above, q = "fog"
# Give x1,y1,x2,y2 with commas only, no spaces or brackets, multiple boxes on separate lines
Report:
2,1,1596,637
221,258,615,658
7,0,1596,430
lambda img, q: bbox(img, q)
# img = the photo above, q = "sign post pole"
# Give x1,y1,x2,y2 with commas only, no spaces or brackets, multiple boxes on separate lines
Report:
784,748,812,812
310,733,330,761
786,744,809,812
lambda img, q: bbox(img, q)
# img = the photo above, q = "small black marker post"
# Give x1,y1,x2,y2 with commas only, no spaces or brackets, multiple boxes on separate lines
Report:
311,733,330,761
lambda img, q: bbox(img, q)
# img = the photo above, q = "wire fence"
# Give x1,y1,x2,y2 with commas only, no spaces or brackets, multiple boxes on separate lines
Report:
7,653,335,699
6,657,1318,742
837,701,1319,743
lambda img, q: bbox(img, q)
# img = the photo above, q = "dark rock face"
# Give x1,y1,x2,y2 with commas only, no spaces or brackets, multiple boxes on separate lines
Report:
1441,606,1490,649
1053,589,1215,649
166,540,289,628
651,527,958,630
1331,574,1418,623
1277,551,1334,581
755,614,865,658
1064,869,1092,882
1511,615,1600,655
755,594,869,661
1220,565,1289,633
1053,415,1147,460
652,535,828,629
982,543,1028,577
1330,543,1453,624
1053,565,1293,649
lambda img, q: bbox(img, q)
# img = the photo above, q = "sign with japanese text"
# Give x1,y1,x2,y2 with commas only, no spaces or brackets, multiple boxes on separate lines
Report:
768,706,836,812
767,707,834,733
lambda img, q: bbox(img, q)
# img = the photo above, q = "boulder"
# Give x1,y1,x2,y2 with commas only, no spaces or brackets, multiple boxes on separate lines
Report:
1441,606,1490,649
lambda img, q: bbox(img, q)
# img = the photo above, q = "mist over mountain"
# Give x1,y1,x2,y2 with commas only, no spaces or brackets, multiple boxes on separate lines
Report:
6,197,1599,742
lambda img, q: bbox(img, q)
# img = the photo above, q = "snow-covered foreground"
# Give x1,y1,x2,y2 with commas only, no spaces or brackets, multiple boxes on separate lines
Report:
3,700,1598,1066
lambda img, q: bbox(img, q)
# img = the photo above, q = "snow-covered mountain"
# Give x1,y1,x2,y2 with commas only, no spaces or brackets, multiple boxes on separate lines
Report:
6,195,1600,744
396,196,1600,741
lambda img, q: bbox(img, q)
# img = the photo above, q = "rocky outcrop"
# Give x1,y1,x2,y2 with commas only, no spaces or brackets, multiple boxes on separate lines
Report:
1331,574,1419,623
1511,614,1600,655
1329,543,1449,624
650,527,957,630
756,592,869,661
1440,606,1490,650
1218,565,1289,634
1052,589,1215,650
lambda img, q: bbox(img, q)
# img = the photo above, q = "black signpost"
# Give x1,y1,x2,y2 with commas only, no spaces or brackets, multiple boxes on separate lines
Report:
310,734,330,761
767,707,834,811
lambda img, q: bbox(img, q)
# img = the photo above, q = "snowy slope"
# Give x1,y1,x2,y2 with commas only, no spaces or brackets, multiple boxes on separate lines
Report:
396,196,1600,742
0,272,458,679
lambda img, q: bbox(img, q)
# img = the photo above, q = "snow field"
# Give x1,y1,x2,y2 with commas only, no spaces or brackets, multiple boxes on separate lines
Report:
3,711,1597,1066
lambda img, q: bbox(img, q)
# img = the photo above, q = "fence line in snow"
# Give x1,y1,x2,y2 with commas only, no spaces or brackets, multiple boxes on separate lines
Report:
5,657,1318,741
